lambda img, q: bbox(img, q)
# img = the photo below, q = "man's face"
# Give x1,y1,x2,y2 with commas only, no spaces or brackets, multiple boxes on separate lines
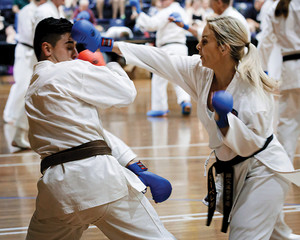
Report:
47,33,78,63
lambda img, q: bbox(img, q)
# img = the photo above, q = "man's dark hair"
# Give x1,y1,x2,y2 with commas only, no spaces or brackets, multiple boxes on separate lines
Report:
33,17,73,60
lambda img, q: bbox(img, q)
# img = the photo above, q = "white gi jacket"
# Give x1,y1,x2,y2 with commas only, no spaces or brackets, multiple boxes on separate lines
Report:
3,1,37,123
136,2,188,47
117,42,298,211
34,0,65,27
257,0,300,91
25,60,145,218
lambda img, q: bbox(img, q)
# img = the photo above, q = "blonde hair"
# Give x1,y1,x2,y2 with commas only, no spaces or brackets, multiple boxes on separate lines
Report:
206,16,277,96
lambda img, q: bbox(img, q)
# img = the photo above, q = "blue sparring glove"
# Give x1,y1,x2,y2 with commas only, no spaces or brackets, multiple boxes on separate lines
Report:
169,12,189,30
71,19,114,52
127,161,172,203
74,10,90,23
212,90,233,128
129,0,141,14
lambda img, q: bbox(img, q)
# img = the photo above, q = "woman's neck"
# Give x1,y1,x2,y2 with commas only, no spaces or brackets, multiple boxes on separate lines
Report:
213,61,236,91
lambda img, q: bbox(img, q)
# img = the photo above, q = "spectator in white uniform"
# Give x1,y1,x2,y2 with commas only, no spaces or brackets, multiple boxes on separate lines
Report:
25,17,175,240
3,0,47,149
34,0,65,26
170,0,251,42
7,0,66,149
209,0,251,41
130,0,193,117
110,15,300,239
257,0,300,163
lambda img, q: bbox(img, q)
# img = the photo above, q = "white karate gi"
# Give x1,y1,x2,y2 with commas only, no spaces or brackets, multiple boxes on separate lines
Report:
4,0,65,132
118,42,299,239
136,2,191,112
3,1,37,124
34,0,65,27
256,0,282,83
25,60,175,240
257,0,300,163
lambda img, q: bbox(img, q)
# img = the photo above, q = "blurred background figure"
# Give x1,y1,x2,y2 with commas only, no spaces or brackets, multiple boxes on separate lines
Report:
257,0,300,164
97,0,126,19
209,0,251,40
104,25,133,39
12,0,29,13
129,0,192,117
12,0,30,31
0,15,16,44
243,0,265,46
3,0,46,149
185,0,213,37
73,0,97,25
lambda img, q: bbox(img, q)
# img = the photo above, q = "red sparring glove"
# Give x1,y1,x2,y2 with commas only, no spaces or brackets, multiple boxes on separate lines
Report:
127,161,172,203
78,49,106,66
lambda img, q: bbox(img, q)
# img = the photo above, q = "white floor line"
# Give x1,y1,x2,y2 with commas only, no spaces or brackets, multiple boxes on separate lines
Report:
0,155,212,168
0,206,299,236
0,143,209,158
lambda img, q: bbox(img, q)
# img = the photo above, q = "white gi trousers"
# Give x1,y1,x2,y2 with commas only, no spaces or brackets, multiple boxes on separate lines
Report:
3,43,35,127
277,58,300,163
151,43,191,111
26,186,175,240
277,89,300,163
226,159,291,240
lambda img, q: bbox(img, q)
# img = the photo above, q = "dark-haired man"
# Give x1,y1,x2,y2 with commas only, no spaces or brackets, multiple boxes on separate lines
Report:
25,17,175,240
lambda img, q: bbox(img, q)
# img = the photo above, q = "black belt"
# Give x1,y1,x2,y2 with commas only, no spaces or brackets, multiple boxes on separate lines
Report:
19,42,33,48
206,134,273,233
160,42,185,47
40,140,112,174
283,53,300,62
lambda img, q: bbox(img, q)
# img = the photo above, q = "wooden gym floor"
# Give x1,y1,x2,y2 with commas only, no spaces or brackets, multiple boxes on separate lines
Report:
0,74,299,239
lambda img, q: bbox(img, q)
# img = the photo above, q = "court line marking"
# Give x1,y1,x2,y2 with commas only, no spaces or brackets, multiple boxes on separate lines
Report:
0,205,299,236
0,155,211,168
1,154,300,168
0,143,209,158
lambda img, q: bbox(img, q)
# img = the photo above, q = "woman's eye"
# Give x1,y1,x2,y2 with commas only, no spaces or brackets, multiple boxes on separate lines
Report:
202,40,207,45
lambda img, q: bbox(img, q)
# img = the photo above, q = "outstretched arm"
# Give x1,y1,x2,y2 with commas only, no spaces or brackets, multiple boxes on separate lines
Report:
168,12,199,38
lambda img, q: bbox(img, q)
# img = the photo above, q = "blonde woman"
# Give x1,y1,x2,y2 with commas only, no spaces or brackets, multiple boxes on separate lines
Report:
109,16,299,239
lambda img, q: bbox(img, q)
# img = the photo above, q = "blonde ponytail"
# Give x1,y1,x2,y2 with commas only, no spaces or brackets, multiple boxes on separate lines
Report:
238,42,278,96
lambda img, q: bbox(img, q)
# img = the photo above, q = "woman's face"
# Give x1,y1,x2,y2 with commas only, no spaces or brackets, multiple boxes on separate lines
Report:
196,25,223,70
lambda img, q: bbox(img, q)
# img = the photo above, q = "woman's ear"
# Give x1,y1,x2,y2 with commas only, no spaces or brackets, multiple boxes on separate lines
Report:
219,43,230,55
41,42,52,58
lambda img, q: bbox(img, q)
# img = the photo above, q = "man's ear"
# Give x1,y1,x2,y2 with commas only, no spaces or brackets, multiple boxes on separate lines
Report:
41,42,53,58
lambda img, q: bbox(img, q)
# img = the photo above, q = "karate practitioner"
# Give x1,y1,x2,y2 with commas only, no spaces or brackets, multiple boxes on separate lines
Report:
3,0,46,148
207,0,250,41
72,16,300,239
257,0,300,163
34,0,65,26
25,17,174,240
3,0,66,149
129,0,192,117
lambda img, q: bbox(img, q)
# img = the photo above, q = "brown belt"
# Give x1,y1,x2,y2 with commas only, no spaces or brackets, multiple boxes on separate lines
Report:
206,134,273,233
40,140,112,174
